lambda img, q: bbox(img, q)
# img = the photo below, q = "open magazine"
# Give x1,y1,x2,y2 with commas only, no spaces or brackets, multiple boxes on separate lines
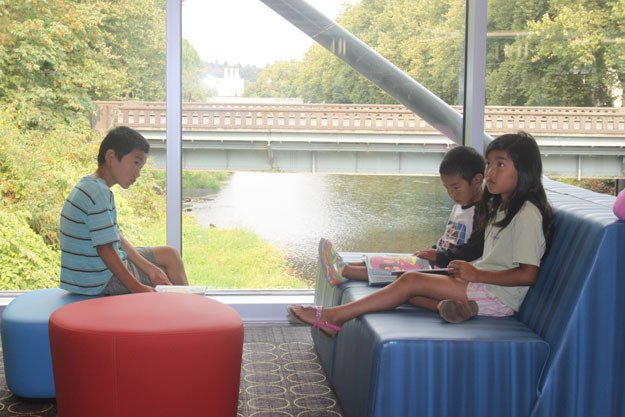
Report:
363,254,448,285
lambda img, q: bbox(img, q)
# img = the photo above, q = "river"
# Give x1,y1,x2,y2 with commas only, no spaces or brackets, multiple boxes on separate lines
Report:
188,172,453,282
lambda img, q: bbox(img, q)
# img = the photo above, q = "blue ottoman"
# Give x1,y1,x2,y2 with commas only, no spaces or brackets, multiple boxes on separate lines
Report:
1,288,97,398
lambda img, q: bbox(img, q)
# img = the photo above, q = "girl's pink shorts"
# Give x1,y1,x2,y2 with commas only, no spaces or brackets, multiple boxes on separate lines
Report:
467,282,514,317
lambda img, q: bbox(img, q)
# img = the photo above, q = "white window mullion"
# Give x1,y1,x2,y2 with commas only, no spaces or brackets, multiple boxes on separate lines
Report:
463,0,489,153
166,0,182,251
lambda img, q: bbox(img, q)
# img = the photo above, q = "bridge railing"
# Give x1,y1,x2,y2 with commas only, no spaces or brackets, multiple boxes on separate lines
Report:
94,101,625,137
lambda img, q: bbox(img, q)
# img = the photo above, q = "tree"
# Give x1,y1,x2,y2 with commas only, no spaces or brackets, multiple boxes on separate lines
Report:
487,0,625,106
245,60,302,98
99,0,167,101
294,0,623,107
0,0,127,128
298,0,466,104
182,39,213,102
0,0,209,126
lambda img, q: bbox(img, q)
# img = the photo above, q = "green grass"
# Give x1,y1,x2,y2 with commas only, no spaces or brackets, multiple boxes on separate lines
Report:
148,169,230,191
138,216,308,289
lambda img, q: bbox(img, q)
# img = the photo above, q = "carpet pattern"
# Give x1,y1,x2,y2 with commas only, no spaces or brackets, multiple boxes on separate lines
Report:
0,324,343,417
238,325,343,417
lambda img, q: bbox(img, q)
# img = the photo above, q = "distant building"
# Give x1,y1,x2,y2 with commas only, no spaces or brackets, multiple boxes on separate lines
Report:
204,67,245,97
614,86,623,108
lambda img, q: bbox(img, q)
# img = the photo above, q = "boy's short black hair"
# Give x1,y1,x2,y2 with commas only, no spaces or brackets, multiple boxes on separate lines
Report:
97,126,150,165
439,145,485,183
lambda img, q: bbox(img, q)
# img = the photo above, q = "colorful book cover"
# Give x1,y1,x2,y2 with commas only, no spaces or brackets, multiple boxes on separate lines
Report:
364,254,430,285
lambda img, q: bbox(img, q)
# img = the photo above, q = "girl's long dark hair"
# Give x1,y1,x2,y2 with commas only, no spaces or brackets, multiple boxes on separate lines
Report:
479,132,554,248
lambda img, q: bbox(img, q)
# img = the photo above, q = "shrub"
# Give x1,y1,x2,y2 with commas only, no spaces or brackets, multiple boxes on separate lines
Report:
0,115,98,246
0,210,59,289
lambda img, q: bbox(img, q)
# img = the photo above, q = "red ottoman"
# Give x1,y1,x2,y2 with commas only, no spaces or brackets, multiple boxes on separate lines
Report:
49,293,243,417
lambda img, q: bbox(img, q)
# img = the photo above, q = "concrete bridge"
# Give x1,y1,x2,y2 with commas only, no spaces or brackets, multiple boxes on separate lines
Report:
94,101,625,177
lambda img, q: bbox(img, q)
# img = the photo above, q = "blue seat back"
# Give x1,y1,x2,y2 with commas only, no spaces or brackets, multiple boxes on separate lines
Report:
518,180,625,417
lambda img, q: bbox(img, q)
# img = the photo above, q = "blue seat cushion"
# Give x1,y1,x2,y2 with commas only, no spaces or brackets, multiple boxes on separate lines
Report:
1,288,97,398
329,285,550,417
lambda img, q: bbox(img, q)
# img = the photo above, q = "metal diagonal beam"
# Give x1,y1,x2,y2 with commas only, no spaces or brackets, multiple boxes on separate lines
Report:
259,0,470,144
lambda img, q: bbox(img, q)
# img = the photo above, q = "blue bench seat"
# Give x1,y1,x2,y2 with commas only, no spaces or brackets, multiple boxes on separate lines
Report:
312,178,625,417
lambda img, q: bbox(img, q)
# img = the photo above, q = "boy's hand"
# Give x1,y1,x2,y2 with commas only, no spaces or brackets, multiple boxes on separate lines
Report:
414,249,436,261
146,264,173,286
447,260,480,282
133,283,157,293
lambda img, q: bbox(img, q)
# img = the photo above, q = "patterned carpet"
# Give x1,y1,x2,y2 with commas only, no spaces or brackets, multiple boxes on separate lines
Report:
238,325,344,417
0,324,343,417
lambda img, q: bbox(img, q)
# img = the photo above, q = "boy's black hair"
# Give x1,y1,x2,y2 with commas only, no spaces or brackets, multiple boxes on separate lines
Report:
439,145,485,183
97,126,150,165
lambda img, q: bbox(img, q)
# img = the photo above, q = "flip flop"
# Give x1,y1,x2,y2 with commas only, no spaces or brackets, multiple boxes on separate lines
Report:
287,304,341,337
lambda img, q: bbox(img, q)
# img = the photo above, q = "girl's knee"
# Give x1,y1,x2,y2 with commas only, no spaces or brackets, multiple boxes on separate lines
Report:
395,272,423,287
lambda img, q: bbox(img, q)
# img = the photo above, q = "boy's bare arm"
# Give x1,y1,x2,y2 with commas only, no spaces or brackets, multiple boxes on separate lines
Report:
119,234,172,286
96,243,155,293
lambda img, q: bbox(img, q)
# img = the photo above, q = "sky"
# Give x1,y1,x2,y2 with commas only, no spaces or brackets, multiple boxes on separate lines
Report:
182,0,357,67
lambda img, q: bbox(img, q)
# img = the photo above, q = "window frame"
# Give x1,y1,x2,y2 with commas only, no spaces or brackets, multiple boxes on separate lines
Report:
165,0,488,251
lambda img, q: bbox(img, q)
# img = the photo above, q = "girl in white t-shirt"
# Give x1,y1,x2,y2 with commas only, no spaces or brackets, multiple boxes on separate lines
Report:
288,132,554,335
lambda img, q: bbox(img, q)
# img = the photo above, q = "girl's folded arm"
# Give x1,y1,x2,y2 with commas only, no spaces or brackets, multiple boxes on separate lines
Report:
474,263,538,286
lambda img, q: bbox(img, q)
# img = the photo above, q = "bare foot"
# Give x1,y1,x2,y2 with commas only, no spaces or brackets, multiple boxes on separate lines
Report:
287,304,341,337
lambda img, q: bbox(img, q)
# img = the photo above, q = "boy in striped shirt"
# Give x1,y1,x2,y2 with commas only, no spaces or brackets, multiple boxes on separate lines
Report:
60,126,188,295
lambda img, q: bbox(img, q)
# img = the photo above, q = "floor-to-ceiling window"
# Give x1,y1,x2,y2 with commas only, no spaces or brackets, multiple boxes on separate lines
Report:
175,0,470,289
8,1,622,294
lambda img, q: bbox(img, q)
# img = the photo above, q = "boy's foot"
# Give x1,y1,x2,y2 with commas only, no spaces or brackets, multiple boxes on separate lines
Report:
437,299,479,323
318,238,346,286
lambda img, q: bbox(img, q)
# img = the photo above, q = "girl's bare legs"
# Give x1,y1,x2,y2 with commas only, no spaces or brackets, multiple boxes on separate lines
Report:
152,246,189,285
292,271,469,327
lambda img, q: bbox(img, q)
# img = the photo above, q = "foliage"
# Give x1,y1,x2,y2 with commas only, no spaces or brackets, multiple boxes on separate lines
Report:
296,0,467,104
98,0,167,101
182,39,214,102
239,64,262,82
0,111,96,245
149,169,230,192
245,60,303,98
137,217,308,289
487,0,625,106
551,176,616,195
275,0,624,107
0,0,207,128
0,210,59,289
0,0,118,128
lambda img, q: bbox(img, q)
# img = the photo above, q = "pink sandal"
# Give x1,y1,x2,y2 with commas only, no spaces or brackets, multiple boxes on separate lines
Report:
287,304,341,337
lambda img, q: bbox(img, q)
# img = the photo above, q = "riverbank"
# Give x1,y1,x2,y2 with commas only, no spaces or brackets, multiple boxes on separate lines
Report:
550,177,617,195
137,217,309,289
